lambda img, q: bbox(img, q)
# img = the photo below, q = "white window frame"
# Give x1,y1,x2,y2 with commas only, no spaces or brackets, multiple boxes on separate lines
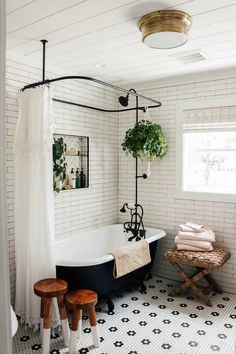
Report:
176,95,236,203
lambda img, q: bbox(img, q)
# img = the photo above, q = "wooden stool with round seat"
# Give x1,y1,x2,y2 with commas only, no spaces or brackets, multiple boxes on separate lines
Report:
34,278,70,354
65,289,100,354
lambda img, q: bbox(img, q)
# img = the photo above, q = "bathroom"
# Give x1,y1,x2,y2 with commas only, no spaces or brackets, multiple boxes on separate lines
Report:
0,0,236,353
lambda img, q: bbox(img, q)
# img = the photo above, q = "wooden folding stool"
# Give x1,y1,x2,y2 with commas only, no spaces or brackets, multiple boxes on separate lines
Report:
164,247,231,306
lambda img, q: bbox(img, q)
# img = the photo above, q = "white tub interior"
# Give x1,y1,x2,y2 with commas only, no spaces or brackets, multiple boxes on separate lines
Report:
55,223,166,266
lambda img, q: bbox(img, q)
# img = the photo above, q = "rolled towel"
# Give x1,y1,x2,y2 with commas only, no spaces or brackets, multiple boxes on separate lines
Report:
176,243,213,252
185,222,205,232
179,224,196,232
175,236,212,249
177,229,215,242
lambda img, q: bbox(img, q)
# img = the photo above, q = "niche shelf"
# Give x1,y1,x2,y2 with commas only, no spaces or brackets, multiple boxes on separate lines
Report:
53,133,89,191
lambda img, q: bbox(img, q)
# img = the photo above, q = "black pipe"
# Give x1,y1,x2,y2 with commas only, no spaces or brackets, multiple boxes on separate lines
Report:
40,40,48,82
126,88,140,235
119,88,148,241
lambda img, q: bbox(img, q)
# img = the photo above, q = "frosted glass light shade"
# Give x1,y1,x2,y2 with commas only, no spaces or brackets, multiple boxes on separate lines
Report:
138,10,192,49
144,31,187,49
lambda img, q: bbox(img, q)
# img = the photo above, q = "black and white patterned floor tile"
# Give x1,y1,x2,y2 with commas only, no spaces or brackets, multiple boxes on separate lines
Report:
13,276,236,354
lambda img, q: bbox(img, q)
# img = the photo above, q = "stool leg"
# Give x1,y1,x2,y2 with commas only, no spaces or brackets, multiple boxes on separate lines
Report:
88,305,100,348
204,273,223,294
69,308,80,354
77,309,82,339
40,298,44,343
170,262,212,306
42,297,52,354
57,295,69,346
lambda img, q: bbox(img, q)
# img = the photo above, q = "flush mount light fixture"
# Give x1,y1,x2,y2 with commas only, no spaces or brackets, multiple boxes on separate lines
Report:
138,10,192,49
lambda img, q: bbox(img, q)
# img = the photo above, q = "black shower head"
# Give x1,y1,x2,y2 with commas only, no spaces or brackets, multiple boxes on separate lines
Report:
119,93,129,107
120,203,128,213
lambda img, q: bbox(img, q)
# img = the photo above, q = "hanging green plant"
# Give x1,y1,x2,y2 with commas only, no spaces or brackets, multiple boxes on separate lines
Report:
53,137,67,193
121,119,168,161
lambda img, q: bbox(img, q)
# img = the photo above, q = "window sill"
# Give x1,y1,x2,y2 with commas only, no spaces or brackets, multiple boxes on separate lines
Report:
175,190,236,203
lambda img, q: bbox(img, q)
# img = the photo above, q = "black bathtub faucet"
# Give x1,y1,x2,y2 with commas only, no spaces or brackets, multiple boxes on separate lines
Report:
120,203,146,241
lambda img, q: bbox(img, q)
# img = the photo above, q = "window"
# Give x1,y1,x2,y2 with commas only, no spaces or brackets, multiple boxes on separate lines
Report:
176,97,236,202
183,128,236,194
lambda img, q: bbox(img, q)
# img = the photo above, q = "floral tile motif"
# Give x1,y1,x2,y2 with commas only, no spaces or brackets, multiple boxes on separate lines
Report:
13,276,236,354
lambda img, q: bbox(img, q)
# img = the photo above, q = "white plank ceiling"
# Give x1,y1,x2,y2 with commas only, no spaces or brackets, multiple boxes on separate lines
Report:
6,0,236,85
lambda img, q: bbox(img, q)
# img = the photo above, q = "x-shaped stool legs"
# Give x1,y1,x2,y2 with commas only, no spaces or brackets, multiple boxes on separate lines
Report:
168,262,222,306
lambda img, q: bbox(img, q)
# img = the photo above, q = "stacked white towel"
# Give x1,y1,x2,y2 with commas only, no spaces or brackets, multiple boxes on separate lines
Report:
175,222,215,252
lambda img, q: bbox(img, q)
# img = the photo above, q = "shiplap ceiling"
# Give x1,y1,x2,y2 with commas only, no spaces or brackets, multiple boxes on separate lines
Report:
6,0,236,85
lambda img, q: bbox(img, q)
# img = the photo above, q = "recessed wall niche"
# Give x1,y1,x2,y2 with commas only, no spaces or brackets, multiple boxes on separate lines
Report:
53,133,89,192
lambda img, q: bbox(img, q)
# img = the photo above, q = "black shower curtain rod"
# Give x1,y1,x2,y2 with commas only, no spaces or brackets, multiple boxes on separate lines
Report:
52,97,155,113
21,75,161,113
21,40,161,113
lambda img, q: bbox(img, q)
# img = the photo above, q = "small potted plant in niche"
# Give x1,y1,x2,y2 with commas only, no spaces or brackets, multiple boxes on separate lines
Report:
53,137,67,193
121,119,168,175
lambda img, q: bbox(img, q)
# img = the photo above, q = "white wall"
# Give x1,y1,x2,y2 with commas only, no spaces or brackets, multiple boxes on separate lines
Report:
118,75,236,294
6,58,119,303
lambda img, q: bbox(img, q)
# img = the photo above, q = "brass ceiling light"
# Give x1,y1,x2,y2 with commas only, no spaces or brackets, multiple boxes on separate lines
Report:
138,10,192,49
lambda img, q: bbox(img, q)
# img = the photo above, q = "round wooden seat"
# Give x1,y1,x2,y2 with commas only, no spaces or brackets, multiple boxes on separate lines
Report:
65,289,97,308
34,278,67,297
33,278,69,354
65,289,99,353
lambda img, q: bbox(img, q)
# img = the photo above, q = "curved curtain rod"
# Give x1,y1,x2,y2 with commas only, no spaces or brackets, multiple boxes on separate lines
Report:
21,75,162,111
53,98,159,113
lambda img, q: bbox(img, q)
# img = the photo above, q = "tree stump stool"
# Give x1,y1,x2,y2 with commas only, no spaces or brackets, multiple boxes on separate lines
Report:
164,247,231,306
34,278,69,354
65,289,99,354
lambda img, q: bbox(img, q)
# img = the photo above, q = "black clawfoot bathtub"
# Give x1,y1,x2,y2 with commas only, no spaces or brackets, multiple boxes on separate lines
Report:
56,224,166,310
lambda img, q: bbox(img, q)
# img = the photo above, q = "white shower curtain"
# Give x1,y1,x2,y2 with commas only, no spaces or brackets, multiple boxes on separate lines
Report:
14,86,57,327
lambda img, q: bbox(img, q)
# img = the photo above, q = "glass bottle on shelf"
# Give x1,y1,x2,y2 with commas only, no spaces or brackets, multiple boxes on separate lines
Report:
80,168,86,188
70,168,76,188
76,168,80,188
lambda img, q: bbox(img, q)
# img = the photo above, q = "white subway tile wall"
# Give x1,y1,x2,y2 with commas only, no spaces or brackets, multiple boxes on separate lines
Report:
118,78,236,294
6,59,119,303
